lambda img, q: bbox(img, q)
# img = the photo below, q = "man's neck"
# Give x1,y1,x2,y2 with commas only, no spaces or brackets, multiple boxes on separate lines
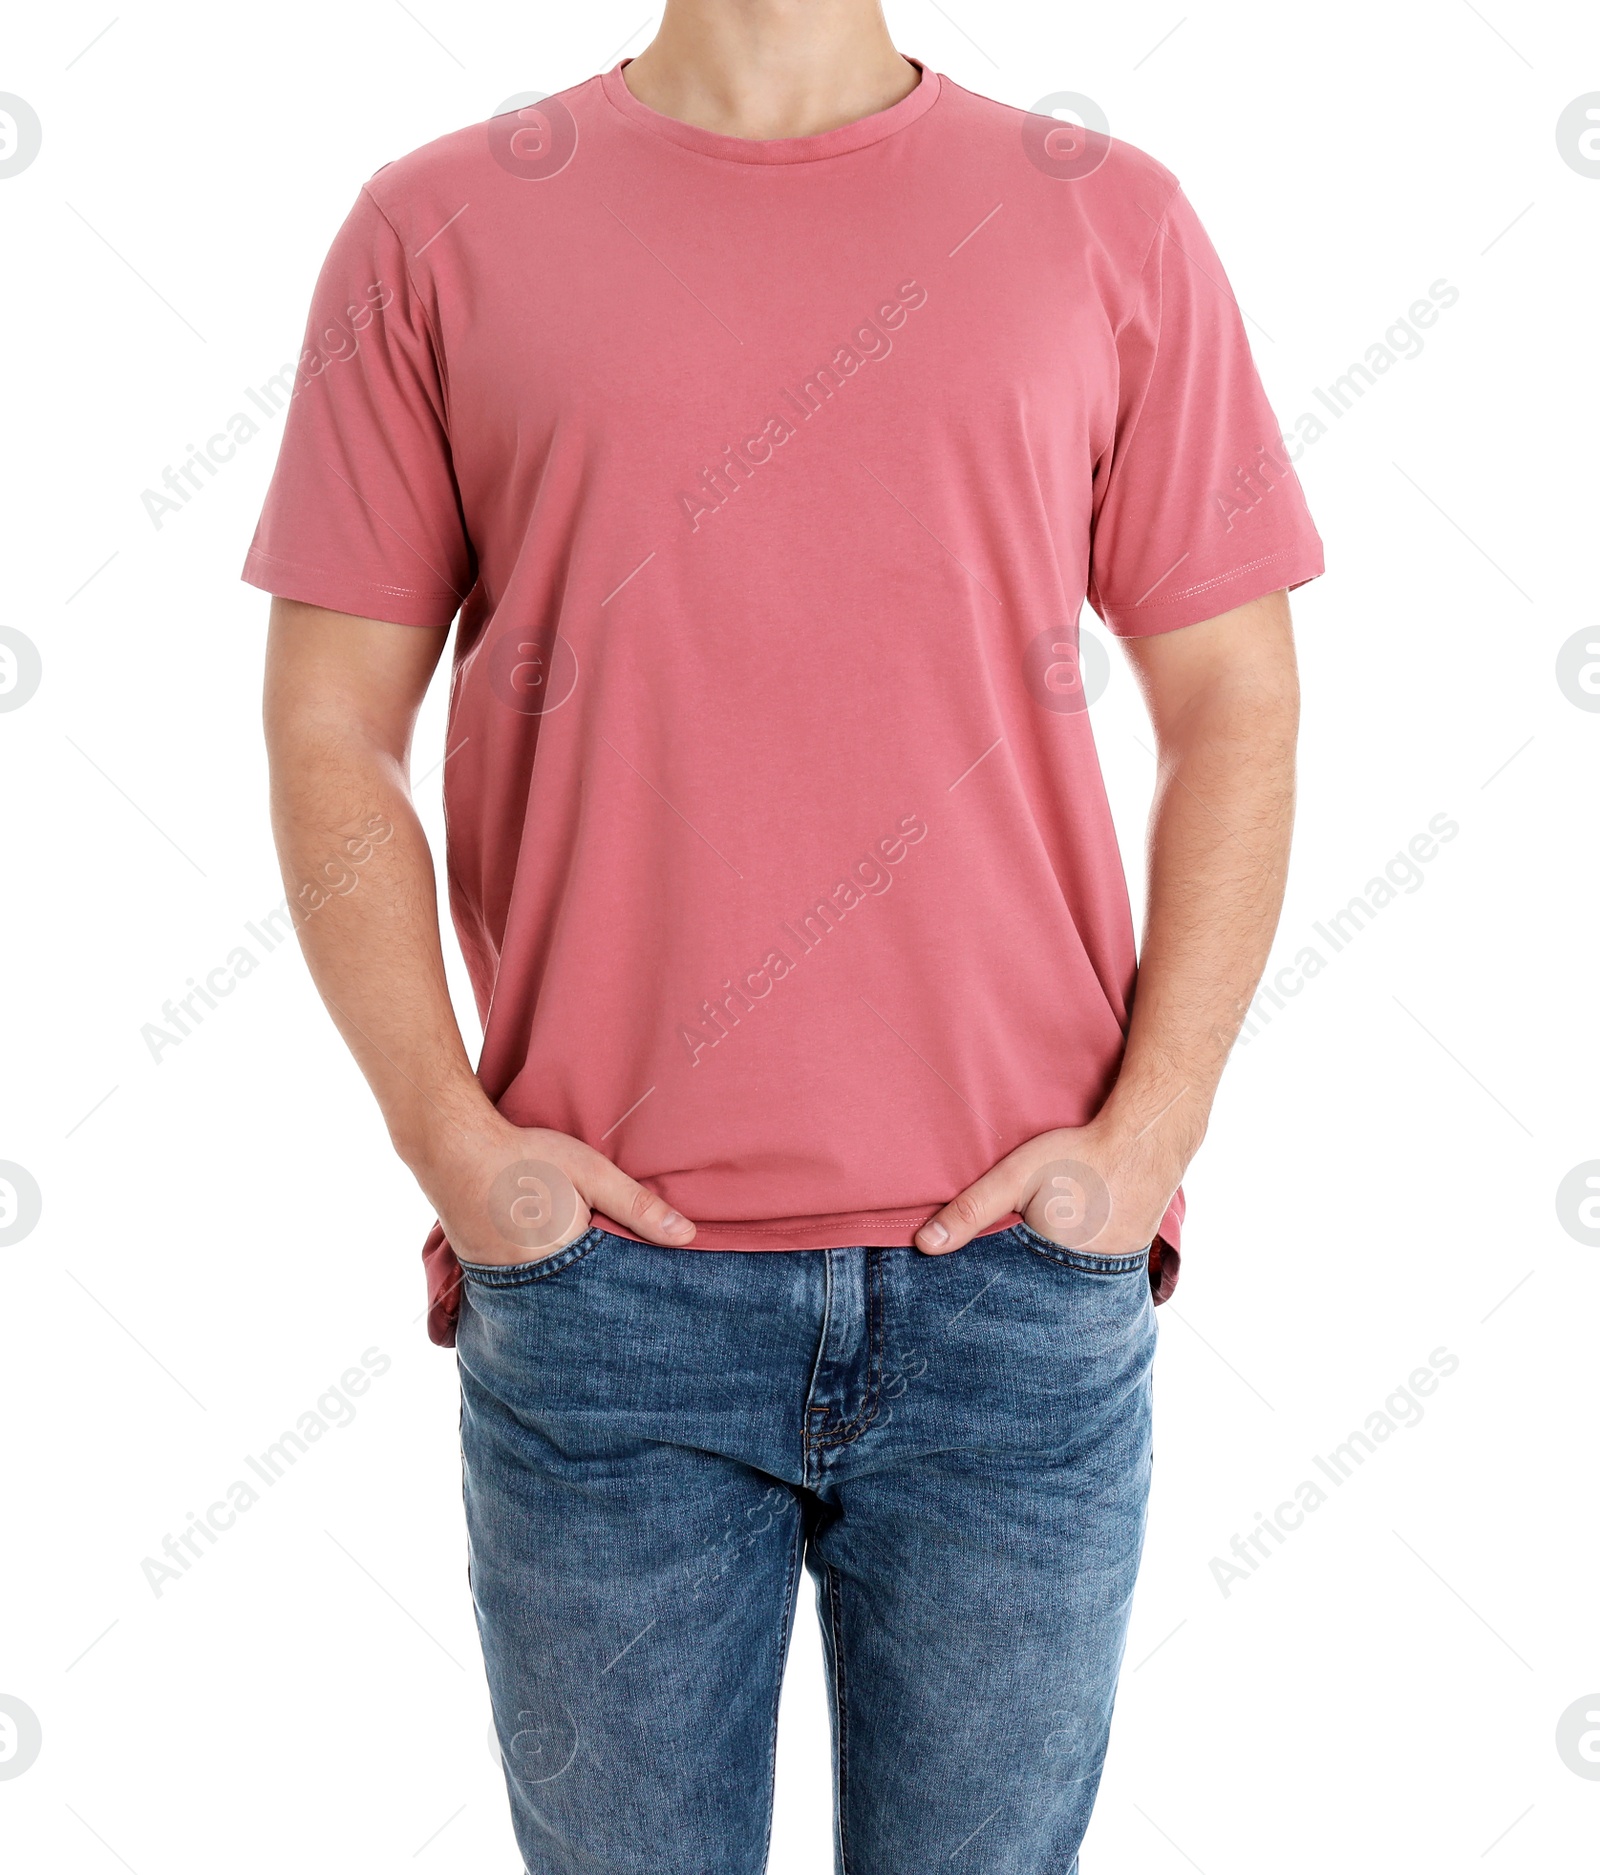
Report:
620,0,918,141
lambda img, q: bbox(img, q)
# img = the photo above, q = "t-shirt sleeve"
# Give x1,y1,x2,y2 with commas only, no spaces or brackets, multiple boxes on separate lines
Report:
1086,186,1323,637
242,186,474,628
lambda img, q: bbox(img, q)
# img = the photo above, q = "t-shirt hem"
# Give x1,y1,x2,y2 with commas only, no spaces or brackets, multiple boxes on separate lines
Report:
241,546,461,629
603,1206,953,1249
1099,541,1325,638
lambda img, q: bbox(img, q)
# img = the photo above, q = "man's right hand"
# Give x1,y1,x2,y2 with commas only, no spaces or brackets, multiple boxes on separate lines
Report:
412,1119,697,1268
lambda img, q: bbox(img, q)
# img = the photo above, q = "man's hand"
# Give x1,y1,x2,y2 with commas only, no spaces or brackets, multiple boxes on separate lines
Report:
413,1117,697,1268
914,1117,1188,1257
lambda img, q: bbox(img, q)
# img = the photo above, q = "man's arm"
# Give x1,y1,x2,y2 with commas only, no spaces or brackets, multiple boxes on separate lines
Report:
263,598,697,1263
915,587,1299,1255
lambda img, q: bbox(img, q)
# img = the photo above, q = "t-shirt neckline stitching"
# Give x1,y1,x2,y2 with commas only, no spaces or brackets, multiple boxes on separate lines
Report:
598,57,940,165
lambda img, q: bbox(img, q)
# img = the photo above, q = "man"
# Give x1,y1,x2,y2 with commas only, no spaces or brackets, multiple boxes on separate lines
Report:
252,1,1321,1867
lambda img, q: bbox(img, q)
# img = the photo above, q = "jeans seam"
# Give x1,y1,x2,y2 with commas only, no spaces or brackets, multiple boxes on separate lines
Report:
1009,1222,1150,1275
800,1254,837,1483
805,1251,886,1451
759,1517,804,1875
827,1560,853,1875
454,1225,607,1287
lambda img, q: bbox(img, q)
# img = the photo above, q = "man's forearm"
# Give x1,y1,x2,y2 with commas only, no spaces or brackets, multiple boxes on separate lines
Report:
1102,659,1299,1163
268,742,495,1161
264,607,497,1168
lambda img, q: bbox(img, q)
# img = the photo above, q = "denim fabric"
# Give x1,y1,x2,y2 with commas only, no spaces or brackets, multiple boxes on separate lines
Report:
457,1224,1156,1874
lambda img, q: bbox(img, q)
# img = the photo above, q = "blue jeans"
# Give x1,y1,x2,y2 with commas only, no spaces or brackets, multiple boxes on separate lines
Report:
457,1224,1156,1874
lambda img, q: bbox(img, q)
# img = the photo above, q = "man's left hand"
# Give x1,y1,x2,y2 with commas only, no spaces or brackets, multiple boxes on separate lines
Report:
913,1119,1189,1257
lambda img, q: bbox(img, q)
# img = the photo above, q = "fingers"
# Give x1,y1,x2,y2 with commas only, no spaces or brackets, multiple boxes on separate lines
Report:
557,1184,594,1249
914,1161,1022,1256
574,1148,697,1246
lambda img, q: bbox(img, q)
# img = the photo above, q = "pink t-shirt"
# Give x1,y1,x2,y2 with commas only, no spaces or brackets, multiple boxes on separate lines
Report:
245,62,1323,1345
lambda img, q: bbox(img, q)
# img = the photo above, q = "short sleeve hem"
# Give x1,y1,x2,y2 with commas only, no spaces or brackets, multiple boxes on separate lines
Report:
241,546,460,629
1096,543,1324,638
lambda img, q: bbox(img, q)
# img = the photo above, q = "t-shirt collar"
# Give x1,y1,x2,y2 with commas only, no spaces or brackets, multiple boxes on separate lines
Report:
600,55,940,164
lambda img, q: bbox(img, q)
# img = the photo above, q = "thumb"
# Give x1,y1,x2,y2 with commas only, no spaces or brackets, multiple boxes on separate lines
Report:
915,1161,1023,1256
575,1148,697,1247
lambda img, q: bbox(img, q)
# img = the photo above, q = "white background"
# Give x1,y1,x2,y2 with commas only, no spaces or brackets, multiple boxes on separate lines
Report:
2,2,1596,1870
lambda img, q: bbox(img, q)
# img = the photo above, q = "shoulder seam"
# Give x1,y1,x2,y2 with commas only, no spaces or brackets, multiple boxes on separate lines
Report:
357,183,456,440
1110,176,1184,349
1130,176,1185,308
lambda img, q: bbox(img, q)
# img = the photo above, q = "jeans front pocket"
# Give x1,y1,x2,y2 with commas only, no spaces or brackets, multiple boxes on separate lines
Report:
1008,1217,1153,1279
455,1225,611,1289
